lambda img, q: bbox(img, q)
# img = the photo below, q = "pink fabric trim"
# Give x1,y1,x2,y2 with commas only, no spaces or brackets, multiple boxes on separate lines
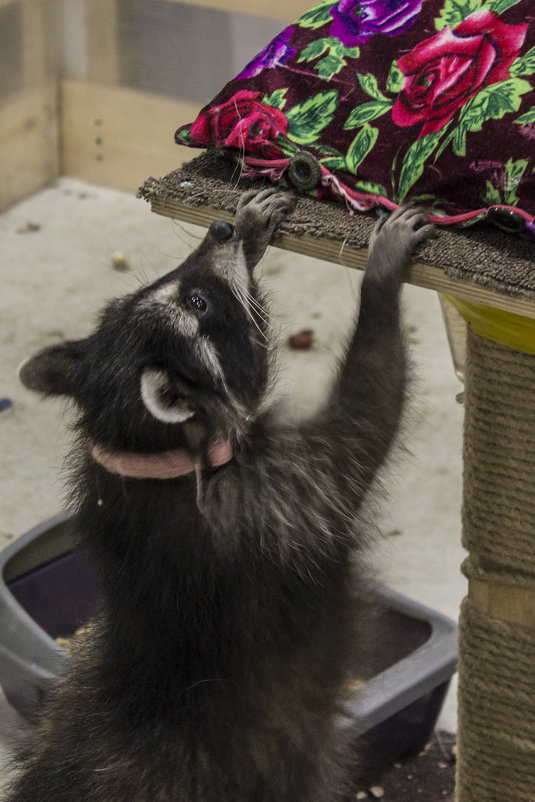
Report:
91,440,233,480
244,156,291,169
241,156,535,227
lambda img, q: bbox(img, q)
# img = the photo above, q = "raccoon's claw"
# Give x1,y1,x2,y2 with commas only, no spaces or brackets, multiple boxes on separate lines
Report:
367,206,434,283
235,188,295,234
369,206,434,251
235,188,295,270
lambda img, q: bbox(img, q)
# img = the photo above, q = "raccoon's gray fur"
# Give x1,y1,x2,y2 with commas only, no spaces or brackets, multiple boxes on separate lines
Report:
7,191,432,801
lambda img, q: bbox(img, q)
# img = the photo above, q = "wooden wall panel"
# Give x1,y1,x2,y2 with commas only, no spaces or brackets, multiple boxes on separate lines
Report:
0,86,59,212
0,0,59,210
169,0,312,21
60,80,199,193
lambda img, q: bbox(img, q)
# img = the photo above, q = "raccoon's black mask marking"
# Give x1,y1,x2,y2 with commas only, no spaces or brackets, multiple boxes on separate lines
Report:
19,202,281,452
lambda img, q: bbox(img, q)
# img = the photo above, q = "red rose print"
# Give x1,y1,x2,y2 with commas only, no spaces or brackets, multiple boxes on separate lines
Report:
392,10,528,137
190,90,288,159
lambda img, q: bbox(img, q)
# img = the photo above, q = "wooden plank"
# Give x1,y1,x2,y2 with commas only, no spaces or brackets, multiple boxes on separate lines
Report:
60,80,199,193
169,0,312,20
150,195,535,320
0,85,59,212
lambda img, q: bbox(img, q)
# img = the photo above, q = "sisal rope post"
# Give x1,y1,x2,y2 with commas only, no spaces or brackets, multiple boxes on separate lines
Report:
456,328,535,801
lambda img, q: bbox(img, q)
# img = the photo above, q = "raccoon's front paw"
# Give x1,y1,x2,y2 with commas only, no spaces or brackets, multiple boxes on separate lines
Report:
367,207,434,284
235,187,295,234
235,188,295,269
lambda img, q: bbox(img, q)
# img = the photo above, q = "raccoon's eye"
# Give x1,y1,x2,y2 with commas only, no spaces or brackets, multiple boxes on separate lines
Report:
185,294,208,314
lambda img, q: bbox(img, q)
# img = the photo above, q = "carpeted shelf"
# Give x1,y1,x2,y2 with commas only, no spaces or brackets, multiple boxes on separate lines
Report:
139,151,535,309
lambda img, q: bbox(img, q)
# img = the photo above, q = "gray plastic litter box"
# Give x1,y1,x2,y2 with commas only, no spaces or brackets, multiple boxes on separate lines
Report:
0,512,457,773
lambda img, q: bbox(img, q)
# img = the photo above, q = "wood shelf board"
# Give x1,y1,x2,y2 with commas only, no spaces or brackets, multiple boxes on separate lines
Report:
149,195,535,321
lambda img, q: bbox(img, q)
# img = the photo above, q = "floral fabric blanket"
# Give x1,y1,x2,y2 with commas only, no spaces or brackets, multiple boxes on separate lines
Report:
176,0,535,237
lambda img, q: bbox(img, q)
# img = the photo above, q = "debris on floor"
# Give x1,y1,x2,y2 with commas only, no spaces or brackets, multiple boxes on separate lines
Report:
16,222,41,234
352,731,456,801
111,252,131,271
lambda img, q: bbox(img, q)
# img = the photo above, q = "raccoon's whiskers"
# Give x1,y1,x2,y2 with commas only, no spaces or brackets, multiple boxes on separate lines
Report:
171,219,206,243
240,287,271,323
232,285,269,343
228,158,246,192
180,677,226,696
231,279,271,326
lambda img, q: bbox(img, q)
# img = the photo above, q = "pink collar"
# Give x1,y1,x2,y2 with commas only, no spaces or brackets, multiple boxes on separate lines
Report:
91,440,233,480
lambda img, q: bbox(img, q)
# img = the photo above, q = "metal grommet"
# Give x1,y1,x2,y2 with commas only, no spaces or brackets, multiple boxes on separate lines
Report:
287,151,322,192
487,206,525,235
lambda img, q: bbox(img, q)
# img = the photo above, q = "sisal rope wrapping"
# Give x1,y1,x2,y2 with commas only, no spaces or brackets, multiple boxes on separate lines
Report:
462,331,535,577
456,601,535,801
457,329,535,801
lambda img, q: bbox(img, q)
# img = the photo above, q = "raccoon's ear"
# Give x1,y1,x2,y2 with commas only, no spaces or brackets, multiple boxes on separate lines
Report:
140,367,195,424
18,341,85,396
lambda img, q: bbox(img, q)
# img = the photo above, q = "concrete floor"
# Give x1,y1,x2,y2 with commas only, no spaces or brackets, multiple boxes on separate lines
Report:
0,179,466,786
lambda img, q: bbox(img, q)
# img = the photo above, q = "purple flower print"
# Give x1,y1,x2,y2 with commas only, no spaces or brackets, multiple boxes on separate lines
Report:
329,0,423,46
237,27,296,79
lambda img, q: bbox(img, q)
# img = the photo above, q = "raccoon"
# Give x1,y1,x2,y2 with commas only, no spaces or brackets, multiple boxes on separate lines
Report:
7,191,432,801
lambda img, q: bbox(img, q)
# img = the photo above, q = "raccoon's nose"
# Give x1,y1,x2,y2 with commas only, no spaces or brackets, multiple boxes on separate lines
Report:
209,220,236,243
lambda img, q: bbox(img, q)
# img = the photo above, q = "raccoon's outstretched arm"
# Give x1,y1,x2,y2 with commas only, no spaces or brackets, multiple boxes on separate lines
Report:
320,207,433,494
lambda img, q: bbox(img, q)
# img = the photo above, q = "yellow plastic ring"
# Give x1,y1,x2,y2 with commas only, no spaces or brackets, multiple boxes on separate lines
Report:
444,296,535,356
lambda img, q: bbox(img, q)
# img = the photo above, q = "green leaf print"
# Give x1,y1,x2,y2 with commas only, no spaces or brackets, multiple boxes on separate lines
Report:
483,0,522,13
262,89,288,110
397,132,443,202
316,53,347,80
386,62,404,94
434,0,483,31
286,90,339,145
315,144,344,157
297,0,334,29
345,125,379,175
277,139,299,157
176,127,193,145
319,156,347,170
515,106,535,125
299,38,359,81
452,78,531,156
504,158,528,205
431,122,455,161
343,100,393,129
410,193,443,206
485,180,502,205
335,44,360,59
299,39,331,62
357,73,389,102
356,180,388,196
510,47,535,77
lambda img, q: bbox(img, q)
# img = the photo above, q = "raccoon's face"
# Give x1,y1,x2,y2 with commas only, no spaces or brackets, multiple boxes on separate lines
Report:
19,219,271,450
